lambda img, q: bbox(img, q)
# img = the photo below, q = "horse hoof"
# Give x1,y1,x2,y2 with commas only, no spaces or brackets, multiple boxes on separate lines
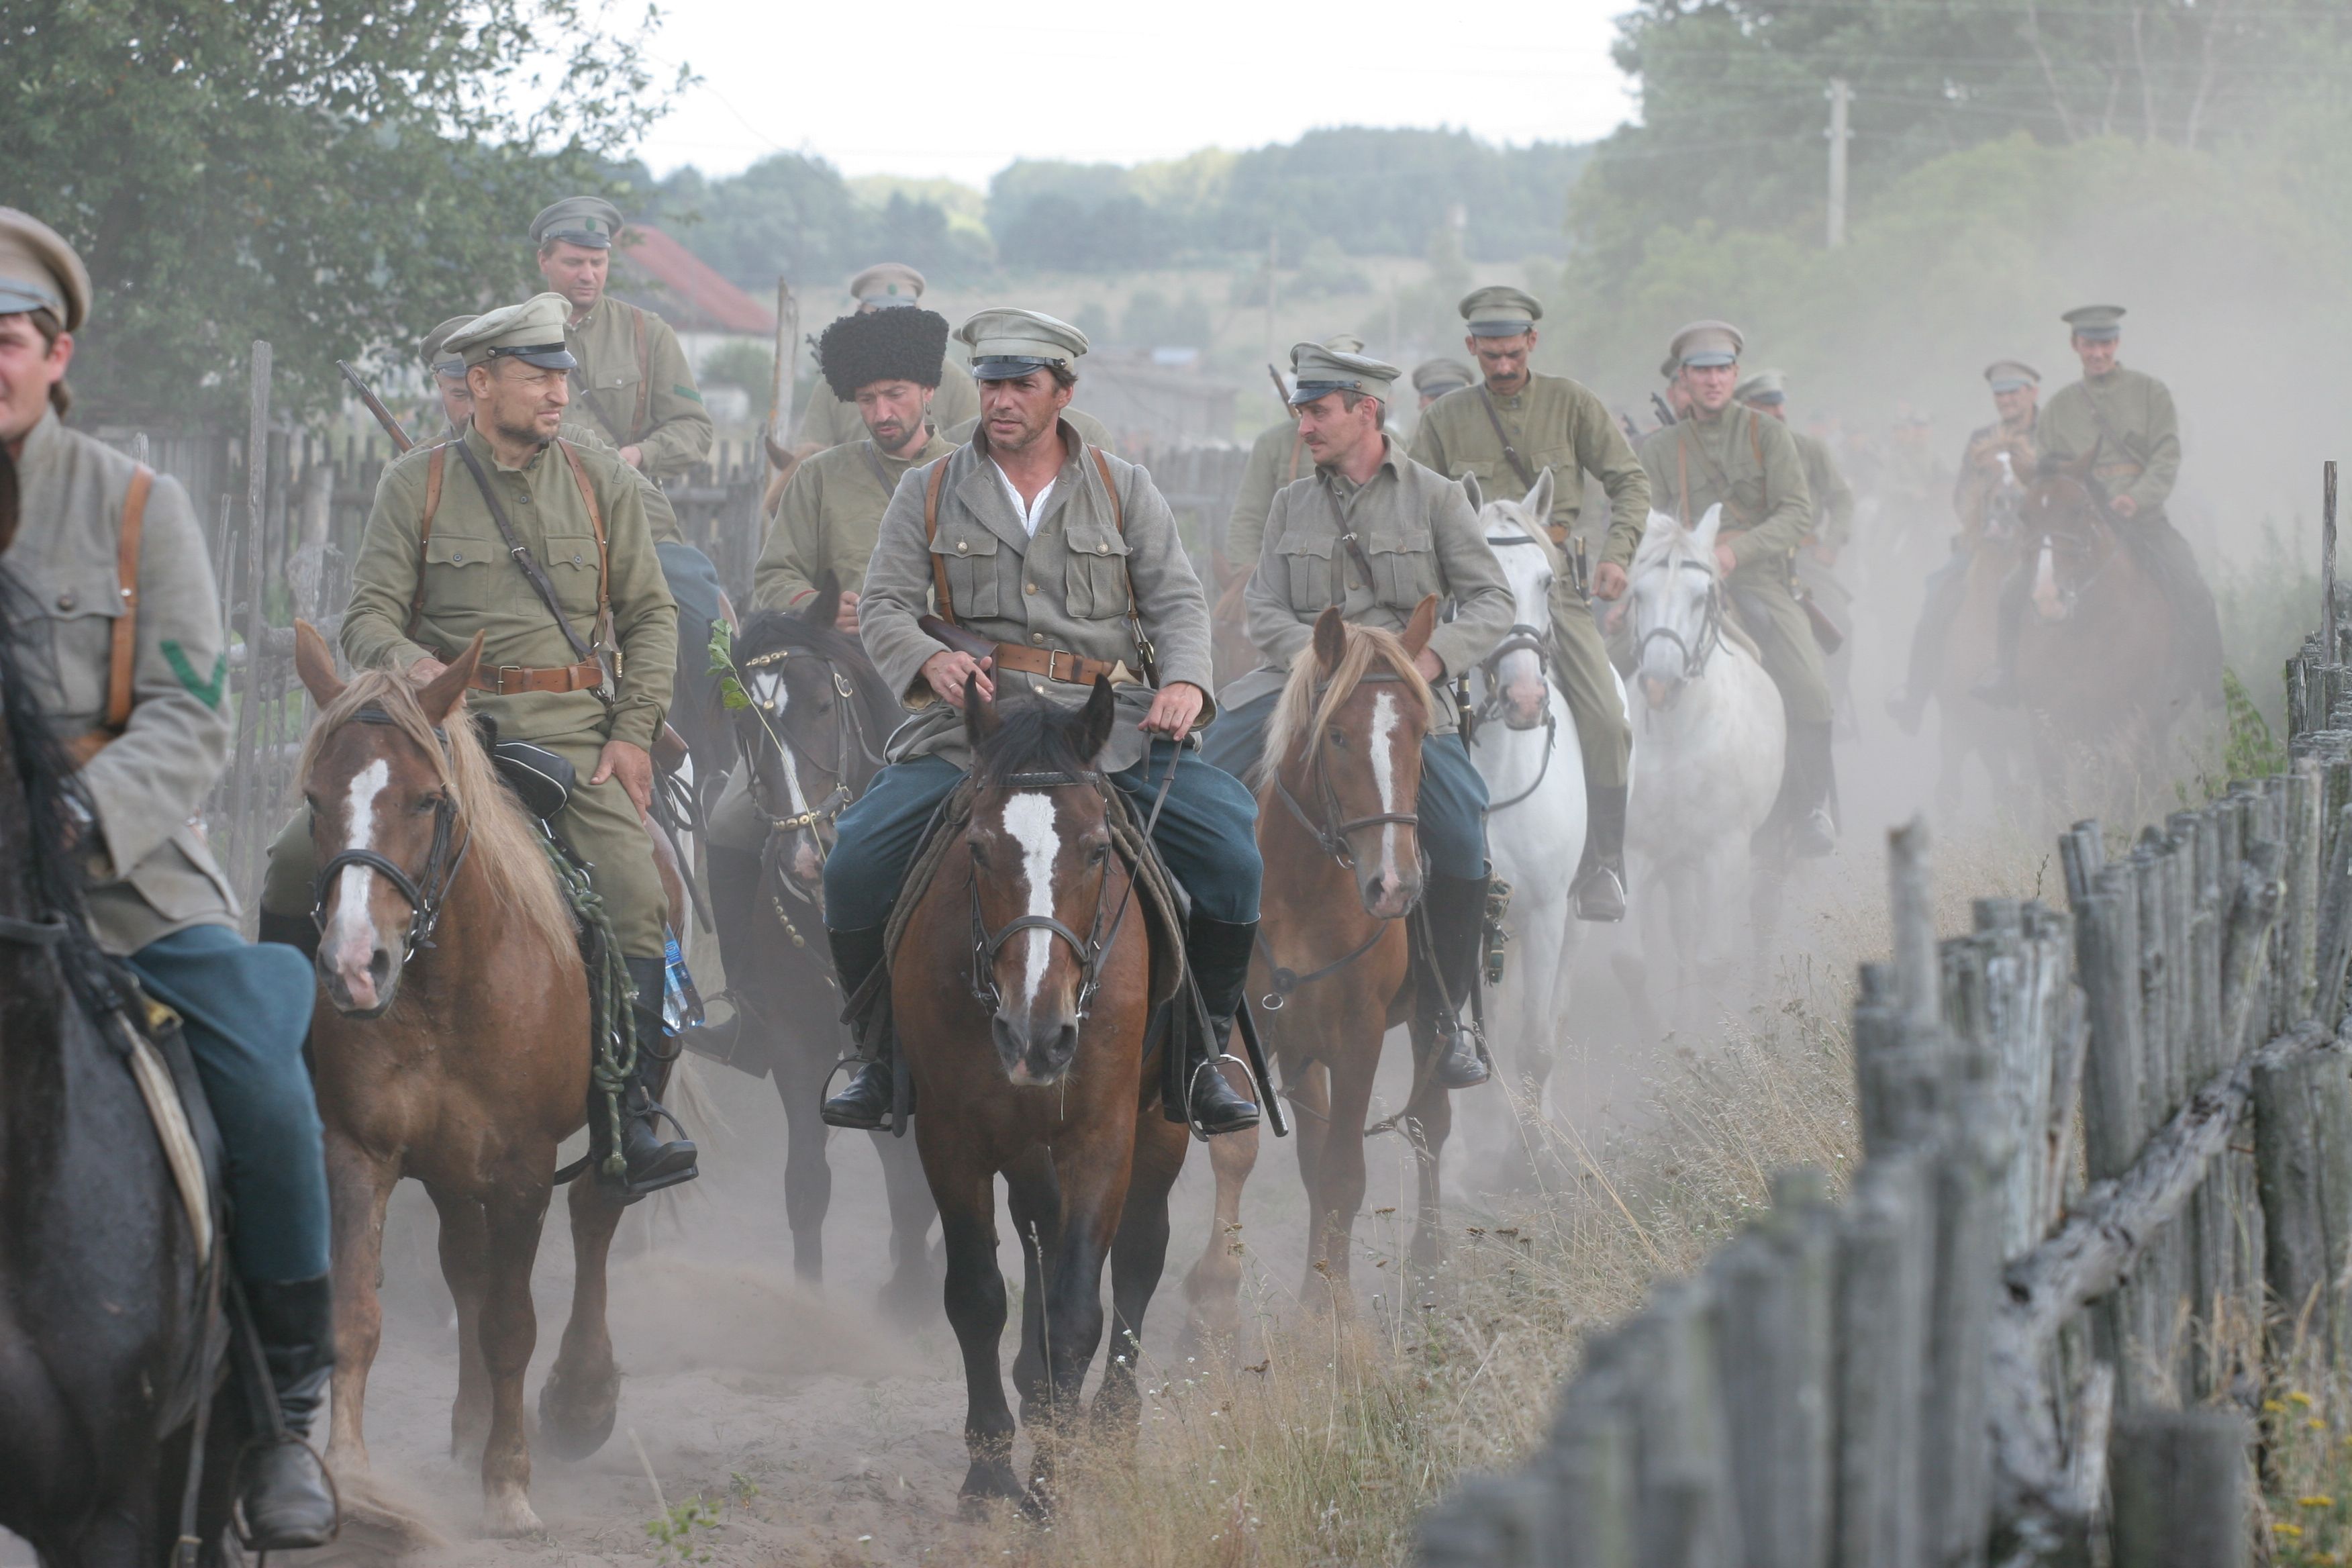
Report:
482,1486,544,1537
536,1362,620,1461
959,1459,1026,1510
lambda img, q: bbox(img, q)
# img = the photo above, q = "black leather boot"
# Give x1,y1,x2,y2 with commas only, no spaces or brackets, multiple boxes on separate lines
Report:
1969,567,2029,707
1571,783,1628,922
677,846,761,1067
1182,912,1264,1136
820,925,900,1130
591,957,699,1202
256,909,320,967
1420,874,1491,1090
1788,722,1839,859
239,1274,338,1549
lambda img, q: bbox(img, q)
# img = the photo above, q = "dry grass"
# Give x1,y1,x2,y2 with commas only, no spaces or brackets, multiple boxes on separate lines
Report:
967,838,2051,1567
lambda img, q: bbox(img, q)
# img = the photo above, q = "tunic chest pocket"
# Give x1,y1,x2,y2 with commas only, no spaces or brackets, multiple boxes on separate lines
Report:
1277,532,1337,608
21,562,122,720
424,527,503,614
540,524,602,618
1367,526,1438,607
1062,524,1131,620
932,528,1001,620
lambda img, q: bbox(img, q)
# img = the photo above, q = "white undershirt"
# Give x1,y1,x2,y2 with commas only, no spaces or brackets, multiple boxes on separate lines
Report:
991,462,1055,537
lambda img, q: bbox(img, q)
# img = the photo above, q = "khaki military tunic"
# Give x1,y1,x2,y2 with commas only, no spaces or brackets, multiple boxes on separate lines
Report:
558,415,685,545
1225,419,1310,571
2036,365,2178,518
942,404,1113,451
1792,429,1855,549
1224,438,1512,738
795,358,981,450
5,409,239,955
1951,413,2037,533
263,427,679,955
1635,405,1830,727
754,430,956,612
859,420,1214,776
565,296,714,482
1410,373,1648,789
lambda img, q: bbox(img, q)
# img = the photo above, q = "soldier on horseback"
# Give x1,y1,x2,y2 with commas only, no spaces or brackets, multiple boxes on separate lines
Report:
1884,358,2041,733
1971,305,2223,709
1225,333,1373,576
260,292,699,1200
818,307,1263,1137
0,209,338,1545
1409,287,1650,919
1633,320,1837,856
1208,340,1516,1089
793,264,983,451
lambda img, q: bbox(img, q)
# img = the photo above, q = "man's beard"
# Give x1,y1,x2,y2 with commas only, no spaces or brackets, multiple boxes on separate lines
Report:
493,410,556,450
867,418,917,454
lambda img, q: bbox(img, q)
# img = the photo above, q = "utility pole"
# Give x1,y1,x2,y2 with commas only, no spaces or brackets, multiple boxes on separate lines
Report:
1826,79,1852,250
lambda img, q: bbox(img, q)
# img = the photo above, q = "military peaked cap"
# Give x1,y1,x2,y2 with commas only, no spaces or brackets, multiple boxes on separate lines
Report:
1734,369,1788,406
1459,285,1541,338
1413,358,1475,397
1288,342,1399,405
818,307,950,400
848,262,927,308
1669,320,1745,369
444,293,578,370
1983,359,2041,392
0,209,91,332
2061,304,2125,340
421,315,479,379
531,196,625,250
958,308,1087,381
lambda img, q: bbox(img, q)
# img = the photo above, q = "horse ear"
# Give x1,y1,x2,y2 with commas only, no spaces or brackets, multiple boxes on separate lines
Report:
1312,606,1347,675
1402,595,1440,658
293,619,344,707
1460,471,1483,513
418,632,483,726
961,670,999,748
1525,468,1555,527
1078,674,1117,761
803,569,843,630
1693,503,1724,556
1640,509,1677,556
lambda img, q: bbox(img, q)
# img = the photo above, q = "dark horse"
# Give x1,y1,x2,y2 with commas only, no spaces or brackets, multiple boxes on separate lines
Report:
893,677,1189,1513
0,449,243,1563
2008,469,2212,818
711,582,938,1310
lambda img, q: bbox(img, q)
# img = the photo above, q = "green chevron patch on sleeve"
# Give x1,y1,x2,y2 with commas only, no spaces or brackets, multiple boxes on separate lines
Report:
162,640,228,709
673,384,703,404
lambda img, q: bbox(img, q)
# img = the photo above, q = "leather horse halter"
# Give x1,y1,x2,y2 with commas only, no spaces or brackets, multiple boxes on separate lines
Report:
1473,532,1559,816
309,707,473,962
1635,556,1726,698
736,644,884,942
1259,669,1422,1011
964,769,1126,1021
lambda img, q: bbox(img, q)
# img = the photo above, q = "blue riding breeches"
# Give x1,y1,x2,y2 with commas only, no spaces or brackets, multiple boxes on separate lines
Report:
823,741,1264,932
1199,691,1488,879
127,924,330,1284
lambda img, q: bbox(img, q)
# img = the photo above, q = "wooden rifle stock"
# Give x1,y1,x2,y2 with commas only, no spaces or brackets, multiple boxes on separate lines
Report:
918,614,997,664
338,360,415,452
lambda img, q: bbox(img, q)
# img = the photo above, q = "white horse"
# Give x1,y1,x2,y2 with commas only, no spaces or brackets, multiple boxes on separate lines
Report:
1460,473,1587,1109
1623,506,1785,1022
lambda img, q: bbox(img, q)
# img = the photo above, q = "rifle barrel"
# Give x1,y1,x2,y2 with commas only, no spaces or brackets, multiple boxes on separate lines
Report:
338,360,415,452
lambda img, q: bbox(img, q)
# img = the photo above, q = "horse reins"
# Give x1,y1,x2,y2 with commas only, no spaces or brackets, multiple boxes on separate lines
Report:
309,707,472,961
1634,558,1726,697
1472,532,1560,816
736,644,885,943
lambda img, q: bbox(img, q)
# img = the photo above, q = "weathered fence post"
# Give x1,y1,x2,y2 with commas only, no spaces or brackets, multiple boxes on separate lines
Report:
1709,1170,1833,1568
2253,1040,2352,1378
2106,1412,2249,1568
1834,1151,1930,1568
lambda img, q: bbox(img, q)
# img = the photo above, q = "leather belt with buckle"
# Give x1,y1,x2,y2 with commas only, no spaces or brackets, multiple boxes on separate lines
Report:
468,658,605,695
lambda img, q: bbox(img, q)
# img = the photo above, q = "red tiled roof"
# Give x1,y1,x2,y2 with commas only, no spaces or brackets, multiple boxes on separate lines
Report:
611,225,777,336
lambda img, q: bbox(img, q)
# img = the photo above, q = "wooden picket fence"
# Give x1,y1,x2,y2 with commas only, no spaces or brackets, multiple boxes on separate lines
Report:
1421,472,2352,1567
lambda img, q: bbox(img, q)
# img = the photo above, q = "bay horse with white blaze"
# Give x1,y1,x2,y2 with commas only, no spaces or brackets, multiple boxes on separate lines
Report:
892,676,1189,1513
292,624,630,1536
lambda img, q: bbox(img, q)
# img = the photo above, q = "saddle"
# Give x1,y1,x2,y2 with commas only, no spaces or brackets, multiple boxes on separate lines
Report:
842,771,1198,1128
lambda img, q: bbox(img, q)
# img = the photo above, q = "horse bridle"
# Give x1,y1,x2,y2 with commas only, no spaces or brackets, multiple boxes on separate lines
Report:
1471,533,1561,815
963,766,1161,1021
737,646,884,924
1634,558,1726,688
309,707,473,962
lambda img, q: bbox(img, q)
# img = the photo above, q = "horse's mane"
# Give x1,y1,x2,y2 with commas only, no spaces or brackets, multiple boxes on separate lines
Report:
973,691,1102,784
1256,622,1434,791
1477,495,1567,583
734,607,895,742
1632,509,1712,577
0,570,91,923
294,670,576,965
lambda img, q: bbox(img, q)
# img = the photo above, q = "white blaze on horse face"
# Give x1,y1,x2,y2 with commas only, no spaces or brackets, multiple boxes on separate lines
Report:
1369,691,1406,885
1001,792,1062,1016
752,671,813,818
326,758,391,969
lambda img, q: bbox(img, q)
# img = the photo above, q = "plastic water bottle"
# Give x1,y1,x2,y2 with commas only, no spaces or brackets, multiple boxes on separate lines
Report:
661,927,705,1032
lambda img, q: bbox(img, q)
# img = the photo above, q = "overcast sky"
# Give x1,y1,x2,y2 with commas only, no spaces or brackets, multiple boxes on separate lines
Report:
632,0,1640,188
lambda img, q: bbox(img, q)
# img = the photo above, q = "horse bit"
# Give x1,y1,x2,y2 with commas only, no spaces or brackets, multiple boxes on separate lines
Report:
1469,532,1559,816
1634,558,1726,695
737,645,882,948
309,707,473,962
965,769,1122,1020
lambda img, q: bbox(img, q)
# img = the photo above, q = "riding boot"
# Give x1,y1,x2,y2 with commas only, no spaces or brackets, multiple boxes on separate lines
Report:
589,957,699,1202
1419,873,1491,1090
1181,912,1264,1136
238,1273,338,1549
1569,784,1629,923
1969,569,2030,707
255,908,320,967
1788,722,1839,859
681,847,760,1065
820,924,903,1130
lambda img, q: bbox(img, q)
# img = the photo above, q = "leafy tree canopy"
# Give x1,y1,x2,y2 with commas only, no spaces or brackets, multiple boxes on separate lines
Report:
3,0,679,427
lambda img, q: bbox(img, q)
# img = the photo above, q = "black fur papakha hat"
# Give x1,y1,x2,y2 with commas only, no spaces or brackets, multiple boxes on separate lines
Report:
818,307,949,401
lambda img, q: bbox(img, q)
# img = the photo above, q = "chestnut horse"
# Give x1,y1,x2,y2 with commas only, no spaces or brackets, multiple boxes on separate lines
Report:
291,625,627,1536
1185,601,1448,1338
2006,471,2194,819
892,677,1188,1513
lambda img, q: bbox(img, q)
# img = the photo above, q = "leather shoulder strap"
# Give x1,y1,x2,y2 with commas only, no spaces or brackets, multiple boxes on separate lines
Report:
631,307,650,436
1089,446,1126,536
1674,428,1691,528
1477,385,1539,491
1749,409,1767,518
925,457,954,624
409,443,446,637
103,465,153,732
556,439,609,617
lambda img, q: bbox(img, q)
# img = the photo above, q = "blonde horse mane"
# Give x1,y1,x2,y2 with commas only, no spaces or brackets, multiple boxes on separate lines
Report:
295,669,578,965
1255,621,1434,793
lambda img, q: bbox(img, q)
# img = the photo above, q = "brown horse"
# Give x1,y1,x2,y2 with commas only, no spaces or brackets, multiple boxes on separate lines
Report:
291,624,628,1535
1185,601,1449,1338
2006,471,2190,818
891,677,1189,1512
